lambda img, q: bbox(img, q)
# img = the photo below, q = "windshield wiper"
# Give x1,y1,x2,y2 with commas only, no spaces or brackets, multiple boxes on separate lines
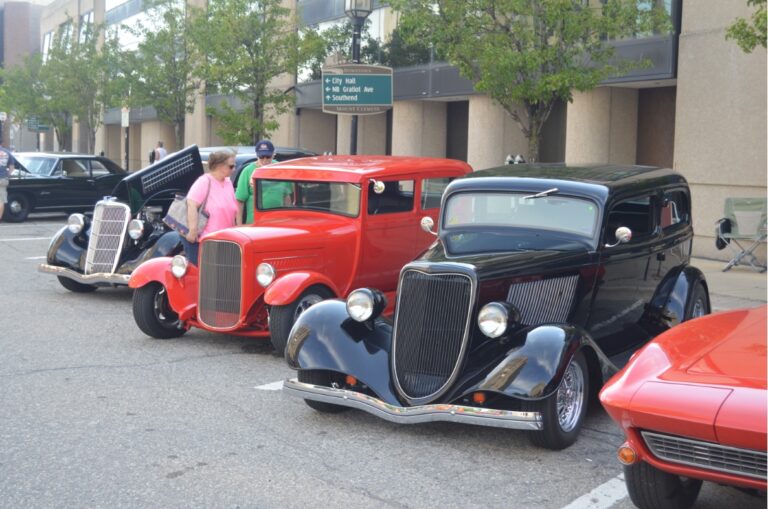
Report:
522,187,559,200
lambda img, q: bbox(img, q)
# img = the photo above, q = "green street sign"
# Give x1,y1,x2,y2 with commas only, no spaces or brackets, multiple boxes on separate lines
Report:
27,116,50,132
322,64,393,115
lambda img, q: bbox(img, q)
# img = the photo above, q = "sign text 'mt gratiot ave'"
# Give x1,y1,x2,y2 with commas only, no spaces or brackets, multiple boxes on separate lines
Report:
322,64,393,115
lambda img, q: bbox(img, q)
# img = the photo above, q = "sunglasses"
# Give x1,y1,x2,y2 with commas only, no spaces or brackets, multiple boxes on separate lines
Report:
258,155,273,159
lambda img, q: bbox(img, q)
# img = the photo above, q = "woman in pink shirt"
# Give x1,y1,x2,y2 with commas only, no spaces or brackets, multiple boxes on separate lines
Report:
182,150,238,264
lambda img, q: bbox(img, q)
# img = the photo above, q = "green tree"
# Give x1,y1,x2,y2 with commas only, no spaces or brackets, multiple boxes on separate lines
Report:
726,0,767,53
390,0,669,161
303,19,383,80
124,0,201,147
189,0,318,144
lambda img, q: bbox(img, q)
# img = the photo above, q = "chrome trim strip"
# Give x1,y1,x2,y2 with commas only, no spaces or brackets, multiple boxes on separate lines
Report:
642,431,768,481
38,264,131,285
284,378,542,431
391,264,477,406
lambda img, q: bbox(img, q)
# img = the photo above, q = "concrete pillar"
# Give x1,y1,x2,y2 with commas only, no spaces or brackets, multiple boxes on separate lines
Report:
467,95,528,171
391,100,447,157
336,113,387,155
297,108,336,154
565,87,638,165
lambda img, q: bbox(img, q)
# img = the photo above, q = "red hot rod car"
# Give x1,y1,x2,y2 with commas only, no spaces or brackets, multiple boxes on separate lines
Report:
129,155,471,353
600,305,767,509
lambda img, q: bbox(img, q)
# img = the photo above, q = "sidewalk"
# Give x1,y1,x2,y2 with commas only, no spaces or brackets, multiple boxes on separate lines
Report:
693,257,767,311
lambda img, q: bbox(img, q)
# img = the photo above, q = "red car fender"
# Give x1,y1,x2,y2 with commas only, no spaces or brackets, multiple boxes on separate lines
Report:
264,271,339,307
128,257,199,321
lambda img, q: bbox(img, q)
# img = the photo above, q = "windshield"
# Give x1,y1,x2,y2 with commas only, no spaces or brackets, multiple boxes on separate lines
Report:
444,192,599,237
16,156,57,176
256,179,361,217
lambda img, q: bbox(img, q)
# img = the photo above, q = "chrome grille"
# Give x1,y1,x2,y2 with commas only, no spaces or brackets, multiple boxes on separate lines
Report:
393,267,474,404
506,275,578,325
85,201,130,275
198,240,242,329
642,431,767,480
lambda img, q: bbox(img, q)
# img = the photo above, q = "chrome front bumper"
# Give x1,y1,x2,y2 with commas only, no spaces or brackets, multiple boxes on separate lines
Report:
283,378,543,431
38,263,131,285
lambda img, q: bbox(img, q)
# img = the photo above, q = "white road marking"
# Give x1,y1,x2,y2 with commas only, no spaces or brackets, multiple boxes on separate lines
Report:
559,474,627,509
0,237,51,242
24,256,46,260
254,380,284,391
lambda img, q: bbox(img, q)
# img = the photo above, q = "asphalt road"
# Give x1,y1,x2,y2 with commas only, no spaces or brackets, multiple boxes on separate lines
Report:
0,216,764,509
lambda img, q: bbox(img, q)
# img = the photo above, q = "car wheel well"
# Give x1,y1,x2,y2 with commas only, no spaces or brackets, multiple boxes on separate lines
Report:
579,346,603,403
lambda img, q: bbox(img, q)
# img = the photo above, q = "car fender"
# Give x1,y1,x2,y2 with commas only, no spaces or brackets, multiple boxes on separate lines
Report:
264,271,339,306
128,257,199,321
649,265,709,327
46,225,87,270
473,324,604,400
285,299,402,405
117,231,184,274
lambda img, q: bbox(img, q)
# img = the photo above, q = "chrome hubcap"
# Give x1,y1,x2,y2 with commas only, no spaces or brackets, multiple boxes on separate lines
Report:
154,287,179,327
293,294,324,321
9,200,21,213
557,359,585,432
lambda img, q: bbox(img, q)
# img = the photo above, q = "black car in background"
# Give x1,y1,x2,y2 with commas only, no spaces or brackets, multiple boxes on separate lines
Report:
284,164,710,450
4,152,126,222
38,146,203,293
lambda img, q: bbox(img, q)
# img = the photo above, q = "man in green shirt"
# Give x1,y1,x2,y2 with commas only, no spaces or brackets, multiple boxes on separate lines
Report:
235,140,275,225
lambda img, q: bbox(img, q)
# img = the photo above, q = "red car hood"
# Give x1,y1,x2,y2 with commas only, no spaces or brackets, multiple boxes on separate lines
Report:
600,306,767,450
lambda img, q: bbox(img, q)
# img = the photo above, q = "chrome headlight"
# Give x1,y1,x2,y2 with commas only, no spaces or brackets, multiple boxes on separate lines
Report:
346,288,387,323
478,302,511,338
170,255,188,279
256,263,275,287
128,219,145,240
67,213,86,234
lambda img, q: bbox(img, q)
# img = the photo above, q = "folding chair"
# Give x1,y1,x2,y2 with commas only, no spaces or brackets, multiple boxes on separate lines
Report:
715,197,767,272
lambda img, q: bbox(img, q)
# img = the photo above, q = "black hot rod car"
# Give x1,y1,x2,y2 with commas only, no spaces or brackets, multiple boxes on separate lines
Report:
283,164,710,450
37,146,204,292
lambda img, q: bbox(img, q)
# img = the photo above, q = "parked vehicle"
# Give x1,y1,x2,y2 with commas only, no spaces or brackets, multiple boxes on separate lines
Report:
283,164,711,450
600,305,766,509
128,155,472,353
38,146,204,293
4,152,126,222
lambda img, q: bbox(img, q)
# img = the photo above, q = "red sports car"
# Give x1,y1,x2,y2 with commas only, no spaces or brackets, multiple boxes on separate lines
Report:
600,305,767,509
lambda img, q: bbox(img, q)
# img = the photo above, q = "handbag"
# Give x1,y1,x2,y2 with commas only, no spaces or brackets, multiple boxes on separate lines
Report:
163,176,212,236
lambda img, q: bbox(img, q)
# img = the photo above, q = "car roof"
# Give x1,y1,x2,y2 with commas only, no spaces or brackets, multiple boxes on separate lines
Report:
257,155,472,182
15,152,105,159
450,163,687,204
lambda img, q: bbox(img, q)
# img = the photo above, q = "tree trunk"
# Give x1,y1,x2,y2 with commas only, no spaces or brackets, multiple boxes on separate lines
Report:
173,122,183,149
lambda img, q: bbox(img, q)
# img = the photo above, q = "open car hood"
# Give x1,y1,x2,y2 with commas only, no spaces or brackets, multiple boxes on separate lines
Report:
110,145,203,214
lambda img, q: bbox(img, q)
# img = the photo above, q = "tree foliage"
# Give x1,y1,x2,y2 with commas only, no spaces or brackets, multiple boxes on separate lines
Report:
188,0,318,144
726,0,767,53
389,0,670,161
124,0,200,147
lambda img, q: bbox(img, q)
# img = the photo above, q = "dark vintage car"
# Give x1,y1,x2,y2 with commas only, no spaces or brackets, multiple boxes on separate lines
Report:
4,152,126,222
600,305,766,509
283,164,711,450
37,146,204,293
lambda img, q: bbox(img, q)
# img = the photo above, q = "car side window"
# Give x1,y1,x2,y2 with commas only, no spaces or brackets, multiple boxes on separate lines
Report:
605,196,654,242
661,191,690,231
368,180,414,215
421,177,452,210
90,160,110,177
63,159,89,178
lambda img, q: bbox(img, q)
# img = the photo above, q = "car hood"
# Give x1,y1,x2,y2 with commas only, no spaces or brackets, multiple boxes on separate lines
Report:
110,145,203,213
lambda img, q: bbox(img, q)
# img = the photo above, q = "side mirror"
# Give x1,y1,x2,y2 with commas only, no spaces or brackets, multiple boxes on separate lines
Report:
370,179,385,194
420,216,437,236
605,226,632,248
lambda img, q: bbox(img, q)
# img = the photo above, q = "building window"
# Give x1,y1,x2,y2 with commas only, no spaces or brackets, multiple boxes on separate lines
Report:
79,11,94,43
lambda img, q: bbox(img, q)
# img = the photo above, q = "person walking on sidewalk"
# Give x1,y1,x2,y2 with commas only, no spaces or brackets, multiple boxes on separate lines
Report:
154,141,168,162
0,142,16,222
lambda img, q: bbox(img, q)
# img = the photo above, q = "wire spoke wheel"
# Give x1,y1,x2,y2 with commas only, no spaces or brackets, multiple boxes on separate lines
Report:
557,359,586,433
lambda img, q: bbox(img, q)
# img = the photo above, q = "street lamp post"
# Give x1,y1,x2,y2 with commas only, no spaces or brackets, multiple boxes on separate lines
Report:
344,0,373,156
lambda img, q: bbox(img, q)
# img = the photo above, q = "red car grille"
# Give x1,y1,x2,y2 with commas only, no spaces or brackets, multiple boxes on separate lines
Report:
198,240,242,329
642,431,767,481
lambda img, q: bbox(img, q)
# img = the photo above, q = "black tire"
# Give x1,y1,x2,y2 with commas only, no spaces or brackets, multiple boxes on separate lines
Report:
624,461,703,509
683,282,709,321
132,282,186,339
298,370,349,414
269,285,333,356
57,276,97,293
523,351,589,450
4,193,31,222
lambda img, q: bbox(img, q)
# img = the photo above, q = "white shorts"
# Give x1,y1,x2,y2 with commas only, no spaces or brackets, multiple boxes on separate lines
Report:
0,178,7,203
